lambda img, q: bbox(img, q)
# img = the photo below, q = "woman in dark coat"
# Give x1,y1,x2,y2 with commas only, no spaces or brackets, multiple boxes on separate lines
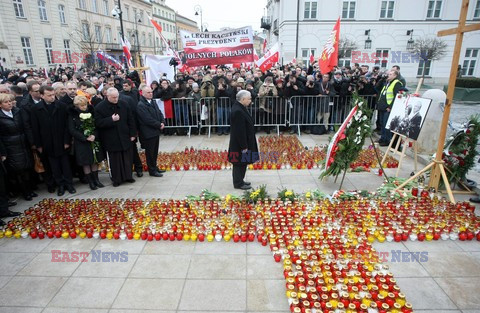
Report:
68,95,105,190
228,90,259,190
0,93,37,200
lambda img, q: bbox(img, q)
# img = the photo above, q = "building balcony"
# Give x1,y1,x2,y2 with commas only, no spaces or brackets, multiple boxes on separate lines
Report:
104,43,122,51
261,16,271,30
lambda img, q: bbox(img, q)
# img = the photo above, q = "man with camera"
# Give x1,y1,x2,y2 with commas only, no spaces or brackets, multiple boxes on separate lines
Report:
284,71,305,134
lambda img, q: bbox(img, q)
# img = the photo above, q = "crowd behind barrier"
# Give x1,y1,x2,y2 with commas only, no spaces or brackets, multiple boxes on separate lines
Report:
160,95,377,137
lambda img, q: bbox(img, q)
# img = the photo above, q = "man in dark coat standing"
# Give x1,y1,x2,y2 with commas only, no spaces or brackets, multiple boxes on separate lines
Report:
228,90,259,190
31,85,75,196
58,81,77,110
95,87,137,187
136,86,165,177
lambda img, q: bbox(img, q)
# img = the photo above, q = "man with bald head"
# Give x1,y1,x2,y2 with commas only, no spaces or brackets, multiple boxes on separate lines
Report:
136,86,165,177
58,81,77,110
95,87,137,186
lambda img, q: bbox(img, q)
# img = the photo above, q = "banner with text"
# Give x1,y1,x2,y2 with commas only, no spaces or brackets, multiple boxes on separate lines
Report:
180,26,254,67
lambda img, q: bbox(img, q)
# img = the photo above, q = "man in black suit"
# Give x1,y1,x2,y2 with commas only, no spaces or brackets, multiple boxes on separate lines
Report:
228,90,259,190
136,86,165,177
408,101,423,140
31,85,75,196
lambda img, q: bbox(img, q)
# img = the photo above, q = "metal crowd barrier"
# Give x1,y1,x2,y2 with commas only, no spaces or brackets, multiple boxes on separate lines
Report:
154,95,376,137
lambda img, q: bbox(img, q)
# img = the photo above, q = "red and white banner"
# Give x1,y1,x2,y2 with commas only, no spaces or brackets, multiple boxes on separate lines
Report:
121,37,133,68
180,26,254,67
319,17,340,74
255,43,279,72
324,105,358,171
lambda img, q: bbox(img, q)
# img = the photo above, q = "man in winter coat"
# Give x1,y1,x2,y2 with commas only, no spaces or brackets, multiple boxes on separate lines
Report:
228,90,259,190
136,86,165,177
31,85,75,196
95,87,137,187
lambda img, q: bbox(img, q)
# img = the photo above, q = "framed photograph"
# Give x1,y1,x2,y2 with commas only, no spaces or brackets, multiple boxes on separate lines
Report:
386,95,432,141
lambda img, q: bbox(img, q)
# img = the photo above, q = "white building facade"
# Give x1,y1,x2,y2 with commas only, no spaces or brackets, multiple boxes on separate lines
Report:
151,0,177,53
0,0,79,69
262,0,480,84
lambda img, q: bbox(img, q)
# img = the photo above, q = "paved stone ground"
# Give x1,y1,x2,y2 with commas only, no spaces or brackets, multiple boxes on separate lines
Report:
0,133,479,313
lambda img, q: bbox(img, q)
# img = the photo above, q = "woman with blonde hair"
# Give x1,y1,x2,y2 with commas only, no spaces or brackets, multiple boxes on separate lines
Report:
68,95,105,190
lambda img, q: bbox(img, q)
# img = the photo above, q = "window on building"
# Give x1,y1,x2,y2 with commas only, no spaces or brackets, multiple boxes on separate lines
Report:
125,6,129,21
64,39,72,63
95,25,102,42
105,27,112,43
44,38,53,64
338,59,351,68
304,1,317,19
58,5,66,23
78,0,86,10
417,59,432,76
462,48,478,76
427,0,442,18
92,0,98,13
380,0,394,18
474,0,480,18
21,37,34,65
301,48,316,67
375,49,389,68
149,33,152,47
82,22,90,41
38,0,48,21
342,1,356,19
139,10,144,23
156,37,159,48
103,0,108,15
13,0,25,18
142,33,146,45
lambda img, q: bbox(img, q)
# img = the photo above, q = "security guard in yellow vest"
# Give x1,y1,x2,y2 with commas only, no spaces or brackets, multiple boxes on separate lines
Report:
377,70,402,146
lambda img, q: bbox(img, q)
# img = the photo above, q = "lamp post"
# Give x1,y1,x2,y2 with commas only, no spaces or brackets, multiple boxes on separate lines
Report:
133,13,142,66
112,0,128,72
194,5,203,32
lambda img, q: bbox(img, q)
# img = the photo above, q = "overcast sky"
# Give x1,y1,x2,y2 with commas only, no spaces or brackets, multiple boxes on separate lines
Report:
167,0,268,33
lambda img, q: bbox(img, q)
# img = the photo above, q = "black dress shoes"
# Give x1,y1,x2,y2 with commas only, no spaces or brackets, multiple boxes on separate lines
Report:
0,210,21,218
30,192,38,197
234,184,252,190
57,186,65,196
47,185,56,193
8,201,17,207
113,182,121,187
136,171,144,177
243,181,251,186
66,185,76,194
0,220,5,226
149,172,163,177
126,178,136,183
156,168,166,173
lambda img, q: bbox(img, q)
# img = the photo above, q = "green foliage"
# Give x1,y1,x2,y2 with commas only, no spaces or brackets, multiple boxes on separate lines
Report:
320,93,372,179
277,188,297,202
455,78,480,88
243,184,269,202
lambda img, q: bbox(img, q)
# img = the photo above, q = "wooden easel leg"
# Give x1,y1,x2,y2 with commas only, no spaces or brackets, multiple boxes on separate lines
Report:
439,163,455,202
396,138,408,177
394,162,435,192
381,133,396,165
414,141,418,172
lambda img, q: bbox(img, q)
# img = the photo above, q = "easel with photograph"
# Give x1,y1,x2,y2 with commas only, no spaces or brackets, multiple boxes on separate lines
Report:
381,131,418,177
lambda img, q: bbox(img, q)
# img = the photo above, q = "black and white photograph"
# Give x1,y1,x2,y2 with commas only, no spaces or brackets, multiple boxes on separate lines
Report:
386,95,432,141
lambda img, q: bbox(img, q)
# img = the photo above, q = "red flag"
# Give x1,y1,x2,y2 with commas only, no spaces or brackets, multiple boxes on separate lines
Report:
121,37,133,68
319,17,340,74
253,49,259,62
309,53,314,65
262,39,267,54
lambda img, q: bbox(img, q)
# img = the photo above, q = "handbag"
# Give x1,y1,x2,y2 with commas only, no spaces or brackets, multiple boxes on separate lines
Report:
33,151,45,173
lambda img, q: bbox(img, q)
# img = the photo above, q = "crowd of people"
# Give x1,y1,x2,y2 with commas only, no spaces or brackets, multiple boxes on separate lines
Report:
0,61,406,224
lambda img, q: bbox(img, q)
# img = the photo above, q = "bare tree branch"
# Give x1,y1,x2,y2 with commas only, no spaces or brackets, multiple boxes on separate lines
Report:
412,37,448,61
338,37,358,60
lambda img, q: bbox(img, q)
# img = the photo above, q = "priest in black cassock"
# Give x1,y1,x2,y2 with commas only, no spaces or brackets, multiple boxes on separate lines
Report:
95,87,137,187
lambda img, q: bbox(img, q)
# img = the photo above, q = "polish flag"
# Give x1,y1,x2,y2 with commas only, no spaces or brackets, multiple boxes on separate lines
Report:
256,43,279,72
121,37,133,68
309,53,315,65
262,38,267,54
